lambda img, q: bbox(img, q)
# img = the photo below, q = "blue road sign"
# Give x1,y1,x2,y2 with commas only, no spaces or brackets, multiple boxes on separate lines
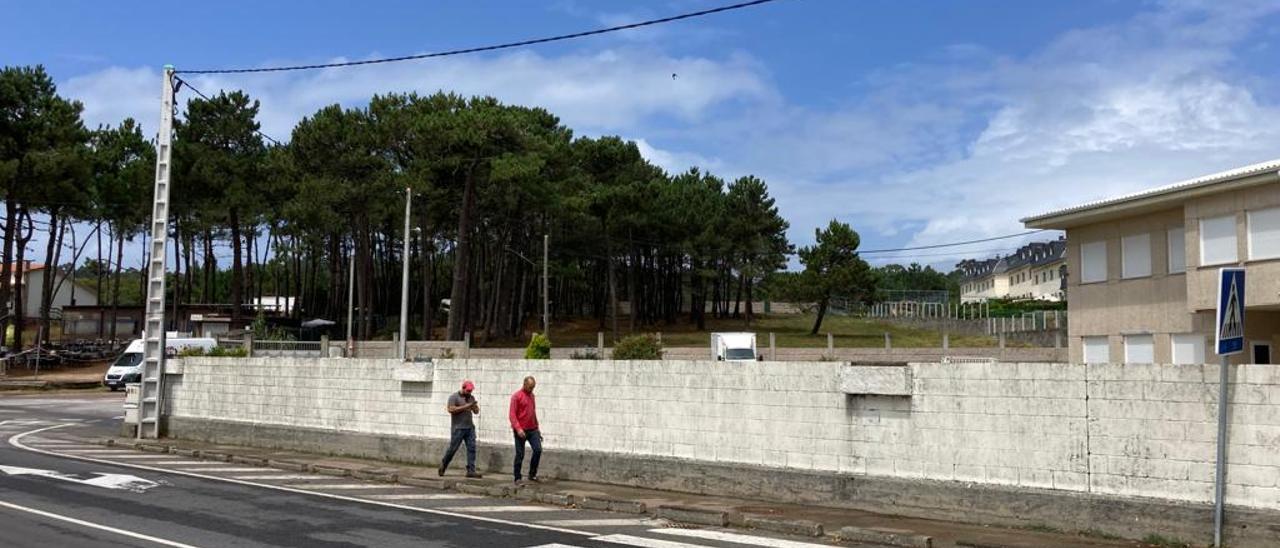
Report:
1216,268,1245,356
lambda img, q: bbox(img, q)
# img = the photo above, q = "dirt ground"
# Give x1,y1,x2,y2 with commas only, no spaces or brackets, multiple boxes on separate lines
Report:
3,360,109,382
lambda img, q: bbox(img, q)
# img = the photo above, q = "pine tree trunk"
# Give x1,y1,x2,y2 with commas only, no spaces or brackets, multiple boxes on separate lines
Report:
447,167,478,341
810,297,829,335
38,212,65,347
229,209,244,320
110,230,124,341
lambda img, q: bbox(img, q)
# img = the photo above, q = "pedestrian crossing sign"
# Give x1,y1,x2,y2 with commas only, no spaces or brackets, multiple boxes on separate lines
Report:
1216,268,1245,356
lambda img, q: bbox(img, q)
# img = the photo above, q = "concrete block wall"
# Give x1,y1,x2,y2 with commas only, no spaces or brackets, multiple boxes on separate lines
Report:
165,358,1280,512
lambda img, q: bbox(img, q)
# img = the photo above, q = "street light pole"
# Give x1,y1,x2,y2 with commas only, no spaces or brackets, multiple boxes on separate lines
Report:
543,234,549,337
346,241,355,357
398,187,412,361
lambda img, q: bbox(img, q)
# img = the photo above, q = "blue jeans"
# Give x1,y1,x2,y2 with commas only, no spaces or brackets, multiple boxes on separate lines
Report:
441,427,477,474
513,429,541,481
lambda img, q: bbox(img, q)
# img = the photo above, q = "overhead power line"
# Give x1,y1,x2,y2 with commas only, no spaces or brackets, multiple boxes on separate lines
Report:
173,77,283,146
176,0,785,75
858,230,1050,254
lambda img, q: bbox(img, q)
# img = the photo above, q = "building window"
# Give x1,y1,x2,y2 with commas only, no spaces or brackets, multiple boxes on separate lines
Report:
1171,334,1205,365
1247,207,1280,260
1168,226,1186,274
1122,233,1151,279
1081,241,1107,284
1200,215,1238,266
1082,336,1110,363
1124,335,1155,364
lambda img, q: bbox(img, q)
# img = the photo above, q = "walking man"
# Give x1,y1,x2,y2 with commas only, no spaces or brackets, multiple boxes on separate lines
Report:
509,376,541,483
439,380,482,478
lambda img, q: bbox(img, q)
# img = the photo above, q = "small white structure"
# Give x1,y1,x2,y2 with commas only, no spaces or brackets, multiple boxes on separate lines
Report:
5,262,98,317
711,332,758,362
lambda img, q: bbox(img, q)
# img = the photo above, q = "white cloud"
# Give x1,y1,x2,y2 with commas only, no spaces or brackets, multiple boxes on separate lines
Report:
61,48,773,142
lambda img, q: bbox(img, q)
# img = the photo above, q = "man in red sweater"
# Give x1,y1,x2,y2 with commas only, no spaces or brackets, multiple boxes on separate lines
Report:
508,375,541,483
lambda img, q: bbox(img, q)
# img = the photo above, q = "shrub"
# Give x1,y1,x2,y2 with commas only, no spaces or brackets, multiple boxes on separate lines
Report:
524,333,551,359
177,346,207,357
570,347,600,360
206,345,248,358
611,334,663,360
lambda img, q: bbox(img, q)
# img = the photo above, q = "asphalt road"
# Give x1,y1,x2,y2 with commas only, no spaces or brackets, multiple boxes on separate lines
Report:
0,393,843,548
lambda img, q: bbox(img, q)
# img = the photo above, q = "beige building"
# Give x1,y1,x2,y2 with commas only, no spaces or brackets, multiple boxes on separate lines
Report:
956,238,1066,303
1023,158,1280,365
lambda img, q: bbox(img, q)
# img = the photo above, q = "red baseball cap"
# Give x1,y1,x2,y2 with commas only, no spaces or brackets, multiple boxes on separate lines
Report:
462,380,475,391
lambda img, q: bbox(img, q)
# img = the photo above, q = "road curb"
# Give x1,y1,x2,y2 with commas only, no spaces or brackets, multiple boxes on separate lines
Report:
310,464,353,477
580,496,646,514
399,476,455,490
655,505,733,526
137,443,171,453
172,448,201,458
352,468,400,483
536,492,576,507
956,541,1013,548
836,526,933,548
742,515,824,537
267,459,309,472
231,455,269,467
201,451,232,462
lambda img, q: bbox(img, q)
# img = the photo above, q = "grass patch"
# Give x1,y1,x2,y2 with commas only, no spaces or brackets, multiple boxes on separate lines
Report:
482,313,1004,349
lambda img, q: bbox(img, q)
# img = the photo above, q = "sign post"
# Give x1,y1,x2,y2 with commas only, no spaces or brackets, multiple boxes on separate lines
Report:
1212,267,1245,547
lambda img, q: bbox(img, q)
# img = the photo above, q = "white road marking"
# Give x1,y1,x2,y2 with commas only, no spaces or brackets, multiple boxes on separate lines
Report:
288,483,411,490
96,454,174,460
538,519,653,527
174,467,274,472
150,461,211,465
230,474,328,480
0,500,200,548
591,535,708,548
649,528,834,548
365,493,478,501
59,449,136,455
0,465,159,493
439,505,560,513
9,424,593,537
524,545,583,548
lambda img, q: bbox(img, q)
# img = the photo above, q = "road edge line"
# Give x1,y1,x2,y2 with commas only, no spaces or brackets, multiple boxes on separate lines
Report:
0,499,202,548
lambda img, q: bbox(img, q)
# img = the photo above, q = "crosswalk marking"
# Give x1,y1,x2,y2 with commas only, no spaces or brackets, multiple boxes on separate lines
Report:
96,454,174,460
591,535,708,548
648,528,834,548
438,505,560,513
59,450,136,454
524,544,582,548
150,461,210,465
365,494,478,501
537,519,652,527
230,474,328,480
287,483,410,490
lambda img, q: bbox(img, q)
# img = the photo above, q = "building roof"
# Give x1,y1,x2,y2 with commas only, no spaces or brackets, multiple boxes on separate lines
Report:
956,238,1066,282
1022,158,1280,228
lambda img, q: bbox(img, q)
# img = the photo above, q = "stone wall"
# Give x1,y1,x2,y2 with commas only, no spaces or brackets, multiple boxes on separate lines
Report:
162,357,1280,543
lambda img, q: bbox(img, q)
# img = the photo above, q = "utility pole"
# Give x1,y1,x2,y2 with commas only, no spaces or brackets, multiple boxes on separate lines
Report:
346,240,355,358
138,65,176,439
398,187,412,361
543,234,549,337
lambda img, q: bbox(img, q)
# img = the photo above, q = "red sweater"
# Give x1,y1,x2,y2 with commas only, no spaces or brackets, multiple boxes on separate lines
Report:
509,389,539,431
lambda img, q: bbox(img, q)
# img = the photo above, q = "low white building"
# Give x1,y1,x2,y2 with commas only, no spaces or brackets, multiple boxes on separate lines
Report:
5,262,98,319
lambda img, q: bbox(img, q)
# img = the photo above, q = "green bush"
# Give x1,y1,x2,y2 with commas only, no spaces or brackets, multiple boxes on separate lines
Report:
611,334,663,360
206,345,248,358
177,346,207,357
524,333,551,359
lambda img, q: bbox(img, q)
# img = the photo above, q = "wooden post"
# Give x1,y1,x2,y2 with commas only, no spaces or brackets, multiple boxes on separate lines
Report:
943,332,950,350
320,335,329,358
827,333,834,353
769,332,776,361
598,331,605,356
999,332,1006,349
884,332,891,350
463,331,471,358
244,333,254,357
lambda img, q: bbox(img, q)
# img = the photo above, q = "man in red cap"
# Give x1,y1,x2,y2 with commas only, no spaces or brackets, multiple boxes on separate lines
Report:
509,375,541,483
439,380,482,478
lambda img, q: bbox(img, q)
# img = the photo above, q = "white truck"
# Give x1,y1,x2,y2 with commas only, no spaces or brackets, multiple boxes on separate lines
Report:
103,333,217,391
711,332,759,362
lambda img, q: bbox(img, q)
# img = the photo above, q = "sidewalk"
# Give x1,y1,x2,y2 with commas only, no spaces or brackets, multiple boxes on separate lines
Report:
100,435,1155,548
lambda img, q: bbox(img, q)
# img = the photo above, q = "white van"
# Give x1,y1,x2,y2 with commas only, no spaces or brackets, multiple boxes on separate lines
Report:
103,334,217,391
711,332,759,362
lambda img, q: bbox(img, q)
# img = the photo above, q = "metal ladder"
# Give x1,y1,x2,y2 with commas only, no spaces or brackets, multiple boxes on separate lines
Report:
137,66,176,439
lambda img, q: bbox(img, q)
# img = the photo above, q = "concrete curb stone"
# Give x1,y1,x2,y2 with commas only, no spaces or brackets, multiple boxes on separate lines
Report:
267,459,309,472
201,451,231,462
837,526,933,548
137,443,170,453
742,516,824,537
955,542,1012,548
172,448,201,458
352,469,399,483
231,455,269,467
536,493,576,507
580,496,646,514
399,476,456,490
655,505,733,527
456,483,494,496
311,464,354,477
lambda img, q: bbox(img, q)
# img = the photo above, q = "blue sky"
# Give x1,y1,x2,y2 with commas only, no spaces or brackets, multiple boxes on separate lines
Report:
6,0,1280,268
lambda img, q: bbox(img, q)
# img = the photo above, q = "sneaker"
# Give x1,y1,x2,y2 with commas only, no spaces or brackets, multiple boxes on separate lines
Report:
465,472,483,479
527,476,541,483
437,466,446,477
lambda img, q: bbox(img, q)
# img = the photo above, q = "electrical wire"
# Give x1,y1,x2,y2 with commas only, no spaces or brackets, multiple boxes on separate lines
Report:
857,230,1050,254
172,76,283,146
176,0,785,75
